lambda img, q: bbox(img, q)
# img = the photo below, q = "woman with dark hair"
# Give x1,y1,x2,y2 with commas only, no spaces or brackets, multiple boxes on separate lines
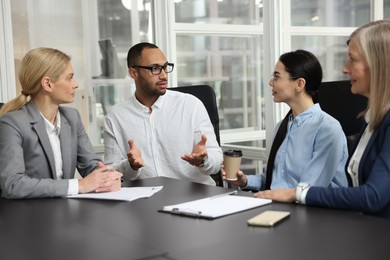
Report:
257,20,390,219
222,49,348,191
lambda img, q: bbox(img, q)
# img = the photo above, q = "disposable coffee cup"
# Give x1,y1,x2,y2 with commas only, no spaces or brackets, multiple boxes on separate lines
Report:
223,150,243,181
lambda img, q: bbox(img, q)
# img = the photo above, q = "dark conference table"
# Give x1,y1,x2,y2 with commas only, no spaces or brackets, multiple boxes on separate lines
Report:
0,177,389,260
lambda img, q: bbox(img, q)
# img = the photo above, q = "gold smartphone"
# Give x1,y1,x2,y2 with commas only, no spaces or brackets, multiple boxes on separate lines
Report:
247,210,290,227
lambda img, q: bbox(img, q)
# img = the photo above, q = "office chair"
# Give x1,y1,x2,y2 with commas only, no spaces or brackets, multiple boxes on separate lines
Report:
0,102,4,109
318,80,368,155
170,85,223,186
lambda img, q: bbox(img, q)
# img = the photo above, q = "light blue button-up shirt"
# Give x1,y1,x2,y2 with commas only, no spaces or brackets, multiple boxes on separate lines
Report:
245,104,348,191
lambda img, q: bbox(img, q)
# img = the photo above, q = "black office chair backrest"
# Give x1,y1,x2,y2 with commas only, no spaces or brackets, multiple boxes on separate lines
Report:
170,85,222,186
170,85,221,145
318,80,368,154
0,102,4,109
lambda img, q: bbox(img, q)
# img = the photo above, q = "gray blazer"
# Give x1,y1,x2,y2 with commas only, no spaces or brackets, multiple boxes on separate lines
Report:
0,101,100,198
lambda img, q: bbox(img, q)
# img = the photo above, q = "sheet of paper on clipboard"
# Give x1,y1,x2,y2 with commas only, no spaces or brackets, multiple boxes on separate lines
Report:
160,191,271,219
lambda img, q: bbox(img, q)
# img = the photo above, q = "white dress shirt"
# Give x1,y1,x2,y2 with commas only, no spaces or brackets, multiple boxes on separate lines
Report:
41,111,78,195
103,90,222,185
347,112,372,186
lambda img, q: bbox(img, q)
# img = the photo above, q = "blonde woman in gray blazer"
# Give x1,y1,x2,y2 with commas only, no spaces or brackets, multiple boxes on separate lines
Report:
0,47,122,199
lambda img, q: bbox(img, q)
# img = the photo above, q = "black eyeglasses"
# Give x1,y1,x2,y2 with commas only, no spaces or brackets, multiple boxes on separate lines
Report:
132,62,174,75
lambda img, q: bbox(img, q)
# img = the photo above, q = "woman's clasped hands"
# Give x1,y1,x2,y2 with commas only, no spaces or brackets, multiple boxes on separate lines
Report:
78,162,122,194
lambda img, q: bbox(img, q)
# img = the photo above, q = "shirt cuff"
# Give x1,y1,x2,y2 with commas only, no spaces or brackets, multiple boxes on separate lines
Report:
300,187,310,204
68,179,79,195
295,183,310,204
196,156,208,168
242,175,263,191
121,162,141,182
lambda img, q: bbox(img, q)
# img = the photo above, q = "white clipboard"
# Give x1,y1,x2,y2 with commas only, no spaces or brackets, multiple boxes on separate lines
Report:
160,191,271,219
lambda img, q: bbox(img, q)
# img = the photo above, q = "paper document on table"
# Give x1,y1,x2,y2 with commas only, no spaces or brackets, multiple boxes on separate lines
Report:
67,186,163,201
160,191,271,219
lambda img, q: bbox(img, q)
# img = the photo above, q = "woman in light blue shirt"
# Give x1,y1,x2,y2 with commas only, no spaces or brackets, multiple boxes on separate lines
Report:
223,50,348,191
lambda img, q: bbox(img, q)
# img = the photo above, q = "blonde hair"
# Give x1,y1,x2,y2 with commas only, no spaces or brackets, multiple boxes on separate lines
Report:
349,20,390,130
0,47,71,116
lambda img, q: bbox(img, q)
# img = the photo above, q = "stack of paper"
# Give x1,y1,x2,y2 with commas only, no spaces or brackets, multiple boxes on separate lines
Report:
67,186,163,201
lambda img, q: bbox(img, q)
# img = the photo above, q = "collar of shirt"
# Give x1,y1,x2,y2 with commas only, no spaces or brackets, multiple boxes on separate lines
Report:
40,110,61,135
132,93,165,113
288,103,319,127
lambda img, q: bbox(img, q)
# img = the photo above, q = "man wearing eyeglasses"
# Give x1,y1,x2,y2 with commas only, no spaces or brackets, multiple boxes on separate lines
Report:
103,42,222,185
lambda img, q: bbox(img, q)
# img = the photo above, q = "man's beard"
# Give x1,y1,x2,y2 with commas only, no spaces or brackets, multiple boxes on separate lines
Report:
139,77,167,97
